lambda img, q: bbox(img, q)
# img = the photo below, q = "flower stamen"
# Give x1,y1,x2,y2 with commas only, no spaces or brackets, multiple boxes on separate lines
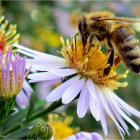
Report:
61,35,128,90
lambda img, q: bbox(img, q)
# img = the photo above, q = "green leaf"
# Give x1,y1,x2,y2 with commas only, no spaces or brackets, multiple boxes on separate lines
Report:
6,127,29,139
2,109,27,132
26,93,37,120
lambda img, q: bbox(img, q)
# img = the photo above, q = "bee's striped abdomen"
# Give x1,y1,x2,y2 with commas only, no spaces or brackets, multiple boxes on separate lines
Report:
111,25,140,73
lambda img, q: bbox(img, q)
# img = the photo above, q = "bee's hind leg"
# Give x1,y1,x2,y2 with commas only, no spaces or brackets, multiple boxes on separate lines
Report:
104,37,114,76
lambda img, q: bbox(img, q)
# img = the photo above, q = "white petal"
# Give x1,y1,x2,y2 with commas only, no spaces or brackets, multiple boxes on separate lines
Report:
26,58,67,70
75,132,92,140
99,88,125,135
87,79,97,102
77,84,89,118
29,79,44,83
107,96,129,135
98,99,108,136
65,132,103,140
108,92,139,131
65,132,91,140
28,72,60,81
91,132,103,140
64,135,76,140
16,91,29,108
47,68,77,77
89,96,100,121
95,86,108,136
112,92,140,118
14,43,65,62
47,76,80,102
44,78,61,86
62,78,85,104
23,80,33,96
18,49,35,58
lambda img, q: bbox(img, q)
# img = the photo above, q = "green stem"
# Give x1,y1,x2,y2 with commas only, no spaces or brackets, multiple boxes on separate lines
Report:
24,100,63,124
0,123,2,134
3,100,63,135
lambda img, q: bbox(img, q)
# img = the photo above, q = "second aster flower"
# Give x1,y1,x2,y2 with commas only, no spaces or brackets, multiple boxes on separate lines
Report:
0,49,30,122
14,35,140,138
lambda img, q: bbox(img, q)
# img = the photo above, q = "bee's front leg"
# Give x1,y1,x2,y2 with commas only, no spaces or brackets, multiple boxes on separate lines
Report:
104,37,114,76
89,33,96,51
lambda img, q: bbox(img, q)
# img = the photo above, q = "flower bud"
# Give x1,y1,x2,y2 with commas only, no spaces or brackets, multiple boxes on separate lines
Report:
27,122,53,140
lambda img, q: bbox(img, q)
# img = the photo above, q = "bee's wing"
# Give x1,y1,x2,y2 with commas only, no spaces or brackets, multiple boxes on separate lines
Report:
98,17,140,23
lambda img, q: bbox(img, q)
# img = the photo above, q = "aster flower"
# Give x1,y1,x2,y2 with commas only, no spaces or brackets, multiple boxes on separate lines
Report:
48,113,79,139
47,114,103,140
13,35,140,139
0,49,30,122
0,49,28,97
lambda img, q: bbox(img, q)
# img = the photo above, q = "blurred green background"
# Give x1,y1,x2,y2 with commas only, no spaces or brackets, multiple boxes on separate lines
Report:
2,1,140,139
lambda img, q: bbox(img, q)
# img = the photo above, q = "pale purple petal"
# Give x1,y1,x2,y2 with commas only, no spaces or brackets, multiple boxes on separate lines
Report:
62,78,85,104
87,79,97,102
31,78,61,85
26,59,67,71
99,88,125,136
87,80,100,121
77,84,89,118
47,68,77,77
47,76,80,102
2,64,5,91
112,92,140,118
28,72,60,82
89,96,100,121
16,90,29,108
44,78,61,86
108,96,130,135
5,57,10,90
110,95,139,131
14,43,65,62
23,80,33,96
91,132,103,140
65,132,103,140
95,86,108,136
29,79,45,83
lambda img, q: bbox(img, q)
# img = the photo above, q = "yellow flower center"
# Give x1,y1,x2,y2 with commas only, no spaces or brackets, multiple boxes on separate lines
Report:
60,35,128,90
48,114,79,140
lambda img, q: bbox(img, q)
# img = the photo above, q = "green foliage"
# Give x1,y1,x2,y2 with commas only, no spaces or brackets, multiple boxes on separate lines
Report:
0,96,16,124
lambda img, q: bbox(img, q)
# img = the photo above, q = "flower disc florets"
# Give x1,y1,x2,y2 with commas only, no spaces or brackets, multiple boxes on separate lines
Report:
61,35,128,90
48,114,79,140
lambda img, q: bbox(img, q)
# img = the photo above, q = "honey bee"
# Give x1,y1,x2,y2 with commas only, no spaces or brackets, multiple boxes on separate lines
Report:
78,11,140,75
